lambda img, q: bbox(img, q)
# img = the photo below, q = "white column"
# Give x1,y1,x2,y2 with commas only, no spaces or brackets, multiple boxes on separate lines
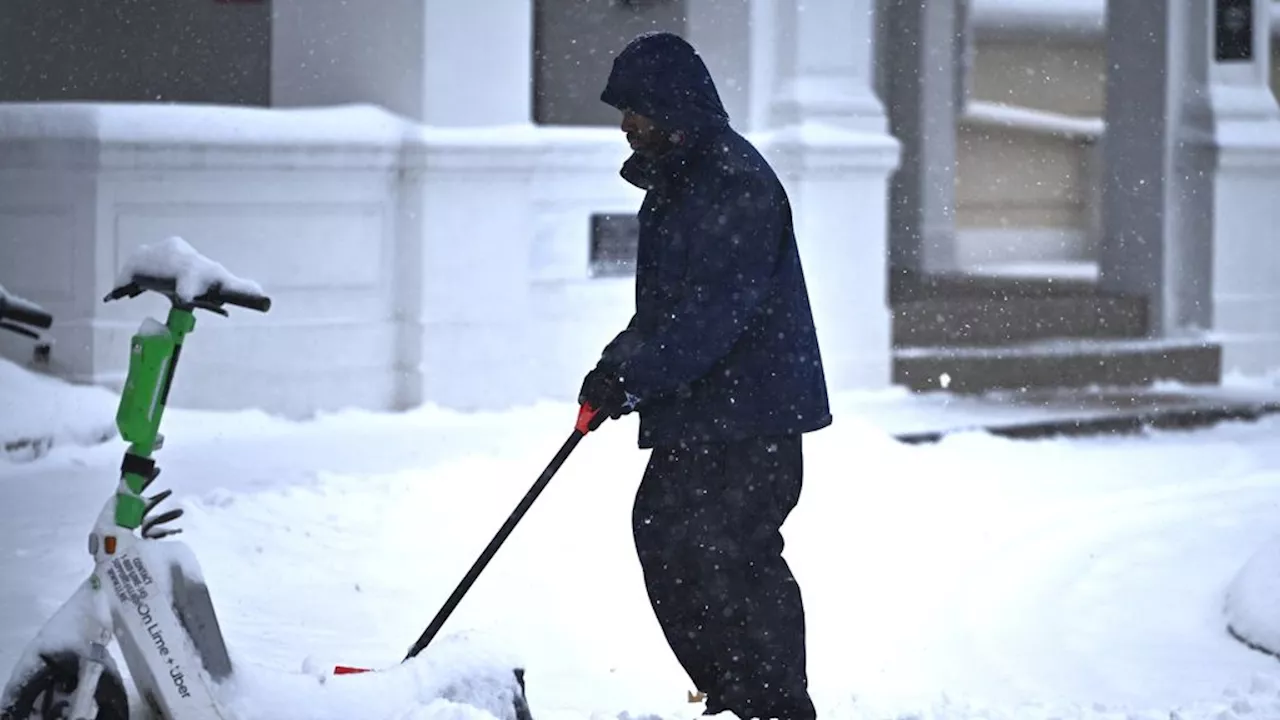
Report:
1208,0,1280,377
422,0,534,127
270,0,427,120
766,0,886,133
1098,0,1216,337
1100,0,1280,379
756,0,901,392
397,142,541,411
398,0,540,411
881,0,961,278
685,0,753,131
271,0,534,128
271,1,544,411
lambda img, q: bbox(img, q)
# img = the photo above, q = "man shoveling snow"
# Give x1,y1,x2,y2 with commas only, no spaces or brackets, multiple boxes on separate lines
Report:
578,30,832,720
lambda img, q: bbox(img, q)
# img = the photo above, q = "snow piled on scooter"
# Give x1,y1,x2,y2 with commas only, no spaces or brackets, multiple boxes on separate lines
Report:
146,535,529,720
0,578,117,712
213,631,527,720
116,235,265,303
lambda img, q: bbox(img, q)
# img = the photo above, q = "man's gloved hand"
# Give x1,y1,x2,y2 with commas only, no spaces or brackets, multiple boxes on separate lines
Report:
578,364,641,426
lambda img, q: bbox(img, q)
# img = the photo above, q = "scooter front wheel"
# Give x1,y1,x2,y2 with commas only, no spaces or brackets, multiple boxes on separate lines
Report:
0,651,128,720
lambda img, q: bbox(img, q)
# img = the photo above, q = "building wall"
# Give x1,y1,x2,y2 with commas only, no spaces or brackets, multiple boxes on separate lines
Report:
0,0,270,105
958,128,1092,230
0,104,411,417
0,0,900,416
969,38,1106,116
3,0,1271,254
517,1,1280,274
955,25,1280,271
270,0,426,121
3,2,1279,413
954,37,1105,267
533,0,687,126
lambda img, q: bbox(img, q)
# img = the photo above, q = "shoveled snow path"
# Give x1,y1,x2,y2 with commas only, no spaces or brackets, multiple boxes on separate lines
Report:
4,402,1280,719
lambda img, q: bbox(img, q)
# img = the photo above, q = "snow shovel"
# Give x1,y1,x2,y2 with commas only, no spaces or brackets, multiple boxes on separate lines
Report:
332,404,604,711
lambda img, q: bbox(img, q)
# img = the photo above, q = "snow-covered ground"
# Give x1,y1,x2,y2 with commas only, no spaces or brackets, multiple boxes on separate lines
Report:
4,362,1280,719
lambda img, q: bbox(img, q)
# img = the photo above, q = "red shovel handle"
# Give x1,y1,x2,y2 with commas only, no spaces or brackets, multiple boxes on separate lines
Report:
576,403,601,434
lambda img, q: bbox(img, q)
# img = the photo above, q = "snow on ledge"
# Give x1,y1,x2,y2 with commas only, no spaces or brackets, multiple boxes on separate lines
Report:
0,104,634,163
1225,531,1280,658
0,102,417,146
750,122,902,171
0,102,909,163
971,0,1105,38
0,105,625,151
962,100,1104,140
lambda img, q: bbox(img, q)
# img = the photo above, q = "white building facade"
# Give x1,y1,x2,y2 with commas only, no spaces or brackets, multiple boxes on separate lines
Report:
0,0,1278,417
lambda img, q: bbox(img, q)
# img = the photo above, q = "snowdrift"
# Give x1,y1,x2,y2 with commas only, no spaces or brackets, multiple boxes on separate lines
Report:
1225,533,1280,658
0,357,118,462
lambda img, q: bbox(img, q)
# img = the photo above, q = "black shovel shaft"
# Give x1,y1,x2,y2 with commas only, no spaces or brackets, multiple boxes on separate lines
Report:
404,404,600,661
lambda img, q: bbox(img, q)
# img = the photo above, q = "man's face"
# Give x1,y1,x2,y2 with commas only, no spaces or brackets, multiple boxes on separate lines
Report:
621,110,670,155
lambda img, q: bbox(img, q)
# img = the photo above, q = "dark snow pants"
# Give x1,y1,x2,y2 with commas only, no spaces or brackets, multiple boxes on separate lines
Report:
631,434,817,720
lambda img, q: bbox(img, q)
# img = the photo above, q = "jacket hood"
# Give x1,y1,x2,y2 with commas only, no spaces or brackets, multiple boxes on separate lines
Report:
599,32,730,136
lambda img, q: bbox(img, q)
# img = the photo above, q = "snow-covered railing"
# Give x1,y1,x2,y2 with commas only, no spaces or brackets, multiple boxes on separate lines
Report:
0,102,644,416
0,101,418,170
0,102,415,146
961,100,1103,141
0,102,424,416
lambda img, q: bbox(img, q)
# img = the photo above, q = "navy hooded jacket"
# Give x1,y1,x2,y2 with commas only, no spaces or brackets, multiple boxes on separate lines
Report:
596,31,832,449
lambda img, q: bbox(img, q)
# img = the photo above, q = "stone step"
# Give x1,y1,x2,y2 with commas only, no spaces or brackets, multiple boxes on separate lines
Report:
894,400,1280,444
892,338,1221,393
893,294,1148,347
890,387,1280,444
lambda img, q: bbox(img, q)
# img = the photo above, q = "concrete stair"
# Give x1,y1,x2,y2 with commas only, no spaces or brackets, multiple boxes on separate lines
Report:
890,271,1222,393
893,337,1221,392
894,294,1148,347
888,387,1280,444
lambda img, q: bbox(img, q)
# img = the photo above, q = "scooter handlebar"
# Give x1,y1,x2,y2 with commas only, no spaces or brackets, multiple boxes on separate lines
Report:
105,273,272,313
0,295,53,330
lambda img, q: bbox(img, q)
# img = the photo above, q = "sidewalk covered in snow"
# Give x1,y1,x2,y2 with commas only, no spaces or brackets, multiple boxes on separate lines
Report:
4,366,1280,719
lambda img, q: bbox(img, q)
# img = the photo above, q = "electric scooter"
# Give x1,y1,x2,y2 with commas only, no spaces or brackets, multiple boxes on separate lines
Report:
0,267,272,720
0,241,572,720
